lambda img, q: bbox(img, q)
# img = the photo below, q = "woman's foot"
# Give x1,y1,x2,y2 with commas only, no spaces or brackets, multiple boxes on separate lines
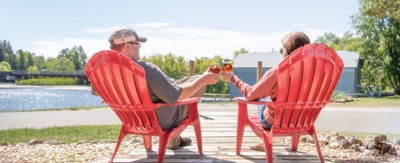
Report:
250,142,265,152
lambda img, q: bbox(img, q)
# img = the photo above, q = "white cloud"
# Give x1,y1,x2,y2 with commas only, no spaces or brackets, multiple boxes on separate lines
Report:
133,22,174,28
292,23,307,27
85,26,121,33
27,23,333,61
30,38,107,58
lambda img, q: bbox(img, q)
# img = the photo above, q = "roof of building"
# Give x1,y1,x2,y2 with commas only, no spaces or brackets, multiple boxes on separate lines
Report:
233,50,359,68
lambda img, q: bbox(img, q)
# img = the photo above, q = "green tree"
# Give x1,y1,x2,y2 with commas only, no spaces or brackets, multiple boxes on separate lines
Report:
54,57,75,72
76,45,87,70
46,58,58,71
27,65,40,74
1,40,16,69
0,61,11,71
316,32,362,51
27,52,35,68
1,40,14,56
16,50,26,70
0,48,4,62
58,46,87,70
233,48,249,59
140,53,189,80
33,55,46,70
352,0,400,95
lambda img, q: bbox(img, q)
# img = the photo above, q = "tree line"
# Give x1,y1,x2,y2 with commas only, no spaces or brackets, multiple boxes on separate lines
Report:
0,41,87,73
0,0,399,95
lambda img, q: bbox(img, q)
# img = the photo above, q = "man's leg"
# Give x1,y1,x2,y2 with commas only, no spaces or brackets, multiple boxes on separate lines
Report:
167,75,206,149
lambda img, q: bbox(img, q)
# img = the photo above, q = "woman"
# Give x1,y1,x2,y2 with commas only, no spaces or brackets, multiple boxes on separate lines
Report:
221,31,310,151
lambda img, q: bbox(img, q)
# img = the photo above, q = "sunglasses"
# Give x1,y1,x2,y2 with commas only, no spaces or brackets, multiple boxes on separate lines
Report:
128,42,141,47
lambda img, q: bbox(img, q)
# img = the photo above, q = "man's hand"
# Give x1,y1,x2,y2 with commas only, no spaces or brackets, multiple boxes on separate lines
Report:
200,70,219,85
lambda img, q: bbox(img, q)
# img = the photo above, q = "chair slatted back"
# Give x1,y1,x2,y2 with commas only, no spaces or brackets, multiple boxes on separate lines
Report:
85,50,163,133
270,43,344,132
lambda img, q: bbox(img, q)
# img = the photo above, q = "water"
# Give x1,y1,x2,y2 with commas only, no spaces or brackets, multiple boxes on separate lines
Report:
0,87,106,111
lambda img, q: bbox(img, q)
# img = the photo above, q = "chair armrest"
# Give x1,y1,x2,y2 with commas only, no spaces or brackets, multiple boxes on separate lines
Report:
156,97,200,107
234,97,269,105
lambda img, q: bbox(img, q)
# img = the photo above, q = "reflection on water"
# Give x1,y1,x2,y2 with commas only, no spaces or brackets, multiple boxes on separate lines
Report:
0,87,106,111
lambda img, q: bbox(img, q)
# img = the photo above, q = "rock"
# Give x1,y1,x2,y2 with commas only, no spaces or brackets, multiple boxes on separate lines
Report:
339,139,349,149
1,142,10,146
90,140,100,144
107,140,117,143
364,149,379,156
324,135,331,142
381,142,393,154
394,139,400,146
375,135,387,142
329,141,339,149
367,141,377,150
388,146,397,155
335,135,345,142
77,140,86,144
45,139,60,145
350,144,361,151
348,138,363,146
28,139,43,145
300,137,308,143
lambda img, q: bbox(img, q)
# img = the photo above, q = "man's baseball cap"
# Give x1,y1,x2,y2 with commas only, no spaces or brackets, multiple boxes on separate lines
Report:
110,27,147,44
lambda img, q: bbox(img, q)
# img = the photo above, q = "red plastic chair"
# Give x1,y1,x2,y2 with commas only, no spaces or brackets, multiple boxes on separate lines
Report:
85,50,203,163
234,43,344,163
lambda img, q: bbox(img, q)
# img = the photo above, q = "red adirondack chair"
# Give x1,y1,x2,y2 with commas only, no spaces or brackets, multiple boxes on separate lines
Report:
234,43,344,163
85,50,203,163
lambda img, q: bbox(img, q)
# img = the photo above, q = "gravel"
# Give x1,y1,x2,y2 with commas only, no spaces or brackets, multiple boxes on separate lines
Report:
1,134,399,163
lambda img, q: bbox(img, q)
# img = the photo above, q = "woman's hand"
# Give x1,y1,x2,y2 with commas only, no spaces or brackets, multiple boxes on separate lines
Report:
221,71,234,82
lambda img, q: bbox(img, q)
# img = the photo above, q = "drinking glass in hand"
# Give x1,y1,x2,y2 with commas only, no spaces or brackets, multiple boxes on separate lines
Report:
222,62,233,73
209,64,220,73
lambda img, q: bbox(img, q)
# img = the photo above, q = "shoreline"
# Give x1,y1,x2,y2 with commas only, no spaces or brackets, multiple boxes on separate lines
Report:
0,83,91,90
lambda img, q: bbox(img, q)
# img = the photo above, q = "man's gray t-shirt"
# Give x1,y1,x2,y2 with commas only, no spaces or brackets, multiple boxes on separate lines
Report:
136,61,185,130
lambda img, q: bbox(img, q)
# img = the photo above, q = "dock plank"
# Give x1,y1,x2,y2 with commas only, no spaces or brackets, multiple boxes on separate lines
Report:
99,109,333,163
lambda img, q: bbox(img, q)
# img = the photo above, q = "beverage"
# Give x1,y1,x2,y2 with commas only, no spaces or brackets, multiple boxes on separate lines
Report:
209,65,220,73
222,62,233,72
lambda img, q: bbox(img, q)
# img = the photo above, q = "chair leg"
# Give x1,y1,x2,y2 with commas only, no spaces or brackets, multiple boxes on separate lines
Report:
312,132,325,163
158,133,170,163
236,103,248,155
109,127,126,163
143,135,152,151
290,135,300,151
193,118,203,155
264,134,273,163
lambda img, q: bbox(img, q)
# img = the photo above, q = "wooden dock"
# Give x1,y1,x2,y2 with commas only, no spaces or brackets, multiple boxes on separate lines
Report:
107,105,333,162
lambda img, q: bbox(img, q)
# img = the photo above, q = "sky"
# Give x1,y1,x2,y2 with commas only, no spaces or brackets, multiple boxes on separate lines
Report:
0,0,360,60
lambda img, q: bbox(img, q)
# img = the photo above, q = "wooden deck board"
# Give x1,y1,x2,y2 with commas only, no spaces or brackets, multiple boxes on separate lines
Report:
99,109,333,163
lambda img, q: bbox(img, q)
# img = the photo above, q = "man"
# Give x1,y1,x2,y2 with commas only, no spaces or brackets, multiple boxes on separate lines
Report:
101,27,219,149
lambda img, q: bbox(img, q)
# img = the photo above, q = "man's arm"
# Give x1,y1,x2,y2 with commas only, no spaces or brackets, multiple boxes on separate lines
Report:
177,71,218,101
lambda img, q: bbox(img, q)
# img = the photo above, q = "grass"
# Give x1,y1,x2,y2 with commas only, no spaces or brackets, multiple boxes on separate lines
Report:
1,96,399,145
16,77,79,86
0,105,106,113
0,125,121,145
2,125,399,145
329,96,400,107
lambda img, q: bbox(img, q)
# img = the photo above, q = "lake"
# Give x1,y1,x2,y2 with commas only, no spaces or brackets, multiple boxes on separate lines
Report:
0,85,106,112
